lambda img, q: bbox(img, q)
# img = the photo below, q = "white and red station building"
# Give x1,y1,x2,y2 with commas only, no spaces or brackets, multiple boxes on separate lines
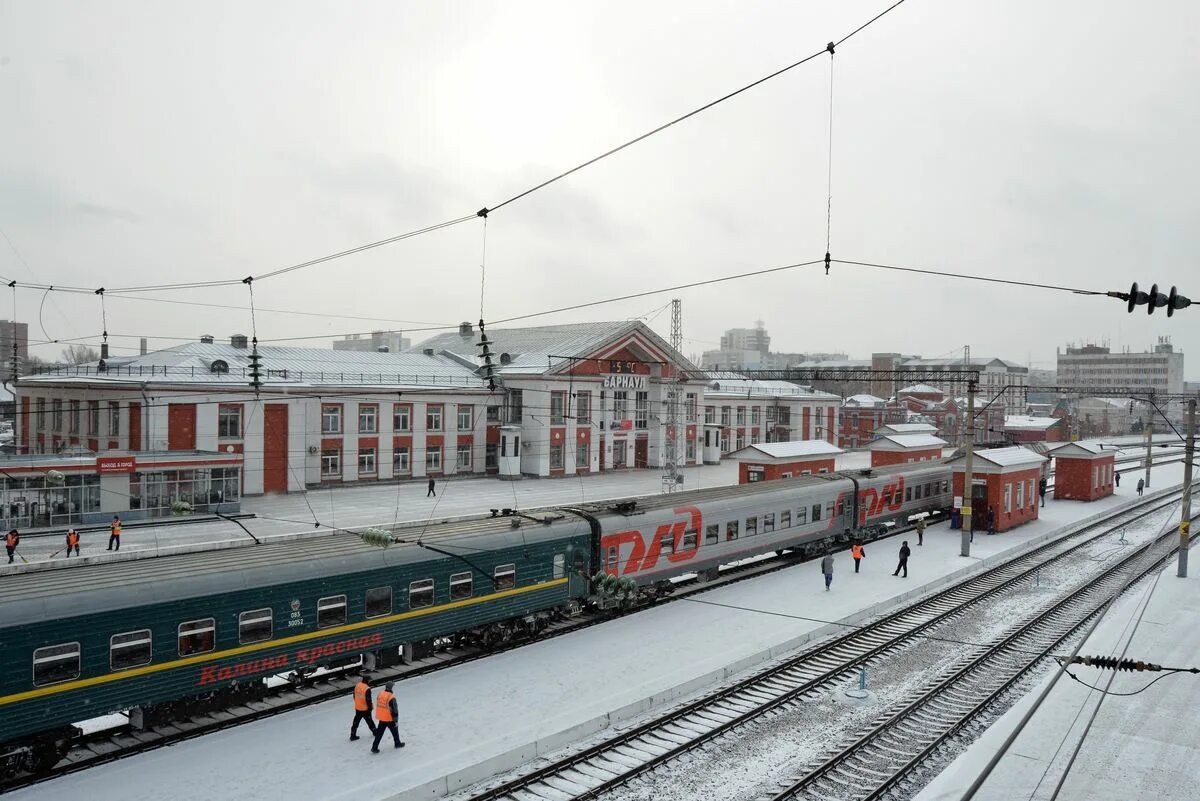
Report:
869,429,948,467
728,440,844,484
15,321,845,495
1048,441,1116,501
949,446,1046,532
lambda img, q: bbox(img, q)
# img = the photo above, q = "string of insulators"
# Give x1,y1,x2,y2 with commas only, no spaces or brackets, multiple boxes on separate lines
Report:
1070,655,1163,672
477,319,497,391
359,528,397,548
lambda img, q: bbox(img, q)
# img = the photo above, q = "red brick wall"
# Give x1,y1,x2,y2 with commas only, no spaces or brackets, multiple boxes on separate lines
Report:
871,448,941,467
1054,455,1115,501
739,457,836,483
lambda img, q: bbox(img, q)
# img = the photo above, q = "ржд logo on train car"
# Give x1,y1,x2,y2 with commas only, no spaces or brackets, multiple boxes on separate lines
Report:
858,475,906,524
600,505,703,576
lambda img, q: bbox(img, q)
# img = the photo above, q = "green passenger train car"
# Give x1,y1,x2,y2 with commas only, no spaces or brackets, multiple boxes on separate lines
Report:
0,513,593,770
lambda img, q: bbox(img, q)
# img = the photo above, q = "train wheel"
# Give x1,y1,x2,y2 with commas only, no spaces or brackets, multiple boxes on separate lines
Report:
29,728,74,774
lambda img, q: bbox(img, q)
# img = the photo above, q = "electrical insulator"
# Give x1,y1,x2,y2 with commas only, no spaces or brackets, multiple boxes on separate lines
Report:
1071,654,1162,672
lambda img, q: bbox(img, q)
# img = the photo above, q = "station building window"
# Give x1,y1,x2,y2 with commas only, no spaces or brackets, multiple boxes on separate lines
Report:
218,404,243,438
426,447,442,473
358,448,377,476
358,404,378,434
457,405,473,430
129,467,241,517
456,444,472,470
321,449,341,478
549,444,564,470
321,404,342,434
393,403,412,432
393,446,411,475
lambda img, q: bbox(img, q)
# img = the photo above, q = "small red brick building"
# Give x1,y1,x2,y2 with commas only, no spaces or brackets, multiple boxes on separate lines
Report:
1003,415,1067,443
1049,441,1116,501
869,433,947,467
729,440,844,484
949,446,1046,532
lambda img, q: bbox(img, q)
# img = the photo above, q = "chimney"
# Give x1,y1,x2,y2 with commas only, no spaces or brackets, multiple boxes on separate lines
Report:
230,334,249,349
459,321,473,337
139,337,148,355
200,334,215,344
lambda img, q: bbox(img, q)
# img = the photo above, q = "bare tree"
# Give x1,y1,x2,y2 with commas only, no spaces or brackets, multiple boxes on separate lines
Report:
61,345,100,365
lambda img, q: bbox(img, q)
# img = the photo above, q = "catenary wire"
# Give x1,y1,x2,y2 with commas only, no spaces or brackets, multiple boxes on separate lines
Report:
831,258,1107,295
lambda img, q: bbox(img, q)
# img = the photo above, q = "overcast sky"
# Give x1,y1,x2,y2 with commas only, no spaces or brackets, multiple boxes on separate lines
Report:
1,0,1197,377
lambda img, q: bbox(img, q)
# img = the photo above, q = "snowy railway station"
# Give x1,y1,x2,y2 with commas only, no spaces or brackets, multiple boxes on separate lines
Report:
10,458,1197,801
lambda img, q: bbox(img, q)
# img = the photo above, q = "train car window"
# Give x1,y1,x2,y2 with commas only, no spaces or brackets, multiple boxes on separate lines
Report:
811,504,821,522
905,486,913,502
682,528,698,550
705,524,719,545
450,571,474,600
365,587,393,618
178,618,216,656
494,564,516,591
317,595,348,629
745,516,758,536
763,513,775,533
824,501,834,520
796,507,808,525
574,550,586,572
914,485,922,500
239,608,273,644
553,555,565,579
725,520,739,541
409,579,435,608
33,643,80,687
780,510,791,528
659,531,674,554
110,630,153,671
605,547,618,573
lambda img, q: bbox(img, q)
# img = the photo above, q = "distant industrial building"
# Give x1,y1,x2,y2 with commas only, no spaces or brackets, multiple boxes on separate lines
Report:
332,331,411,353
1056,338,1184,395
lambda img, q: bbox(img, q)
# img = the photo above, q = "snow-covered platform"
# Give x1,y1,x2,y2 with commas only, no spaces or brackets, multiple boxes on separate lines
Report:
11,463,1189,801
917,520,1200,800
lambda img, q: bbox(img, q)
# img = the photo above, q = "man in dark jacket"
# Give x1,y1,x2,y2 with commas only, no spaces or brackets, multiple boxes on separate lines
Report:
892,540,911,577
820,552,834,591
350,673,376,741
1039,477,1048,507
370,682,405,753
426,478,436,498
986,507,997,535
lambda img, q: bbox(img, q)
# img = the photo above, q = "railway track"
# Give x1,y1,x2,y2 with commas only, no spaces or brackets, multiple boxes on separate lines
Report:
772,511,1194,800
458,484,1192,801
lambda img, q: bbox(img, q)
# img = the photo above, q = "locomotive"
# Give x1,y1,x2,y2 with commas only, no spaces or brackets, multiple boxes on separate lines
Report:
0,461,949,776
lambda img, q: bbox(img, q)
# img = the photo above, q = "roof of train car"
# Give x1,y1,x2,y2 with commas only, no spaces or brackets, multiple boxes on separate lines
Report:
0,513,591,626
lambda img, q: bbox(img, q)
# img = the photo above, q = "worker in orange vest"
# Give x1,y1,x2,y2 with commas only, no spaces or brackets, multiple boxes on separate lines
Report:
65,528,81,557
370,682,405,753
5,529,18,564
851,542,865,573
349,673,376,741
107,515,122,551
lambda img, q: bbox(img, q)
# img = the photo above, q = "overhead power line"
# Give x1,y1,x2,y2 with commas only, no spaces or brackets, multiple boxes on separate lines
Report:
831,258,1108,296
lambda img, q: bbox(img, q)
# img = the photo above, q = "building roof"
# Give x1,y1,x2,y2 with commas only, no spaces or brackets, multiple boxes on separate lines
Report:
705,379,840,401
875,423,939,435
728,440,844,461
1004,415,1062,431
1047,441,1112,458
843,393,887,407
416,320,697,377
952,445,1047,467
871,433,948,450
897,383,941,395
22,342,486,390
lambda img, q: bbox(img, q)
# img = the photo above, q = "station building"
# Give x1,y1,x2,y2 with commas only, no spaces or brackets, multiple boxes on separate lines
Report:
16,322,838,493
728,440,844,484
949,446,1045,532
869,432,947,466
1048,441,1116,501
1003,415,1067,444
839,394,905,449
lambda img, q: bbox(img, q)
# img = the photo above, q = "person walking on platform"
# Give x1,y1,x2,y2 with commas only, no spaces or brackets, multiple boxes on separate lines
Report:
915,517,926,546
65,528,80,557
107,515,122,551
1039,477,1048,507
5,529,19,564
1137,477,1144,497
349,673,377,741
1115,471,1121,488
892,540,911,578
986,507,997,536
426,478,436,498
851,542,865,573
820,551,835,591
370,682,405,753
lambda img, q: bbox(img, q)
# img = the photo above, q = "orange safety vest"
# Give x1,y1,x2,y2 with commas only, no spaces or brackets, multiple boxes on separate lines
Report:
67,531,79,546
110,522,122,537
5,532,16,547
851,545,864,559
353,682,370,712
375,691,395,722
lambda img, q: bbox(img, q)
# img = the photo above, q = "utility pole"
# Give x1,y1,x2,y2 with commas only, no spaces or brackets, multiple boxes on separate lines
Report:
961,376,976,558
663,298,682,494
1144,402,1154,489
1179,399,1195,578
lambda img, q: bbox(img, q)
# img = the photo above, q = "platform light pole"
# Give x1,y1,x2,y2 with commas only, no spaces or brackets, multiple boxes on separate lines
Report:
961,377,976,558
1178,399,1195,578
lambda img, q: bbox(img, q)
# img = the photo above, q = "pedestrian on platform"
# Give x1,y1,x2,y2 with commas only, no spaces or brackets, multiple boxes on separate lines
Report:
426,478,436,498
1137,477,1145,497
370,682,405,753
986,507,997,535
915,517,926,546
65,528,80,557
1115,471,1121,488
820,552,835,591
1039,477,1047,507
5,529,19,564
851,542,865,573
349,673,376,741
892,540,911,578
107,515,122,551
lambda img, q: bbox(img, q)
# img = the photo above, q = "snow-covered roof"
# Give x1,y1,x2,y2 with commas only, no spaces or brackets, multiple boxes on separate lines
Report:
1004,415,1062,431
843,393,887,407
967,446,1047,467
705,379,840,401
1047,441,1112,458
870,433,948,450
897,383,941,395
875,422,938,435
729,440,844,461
